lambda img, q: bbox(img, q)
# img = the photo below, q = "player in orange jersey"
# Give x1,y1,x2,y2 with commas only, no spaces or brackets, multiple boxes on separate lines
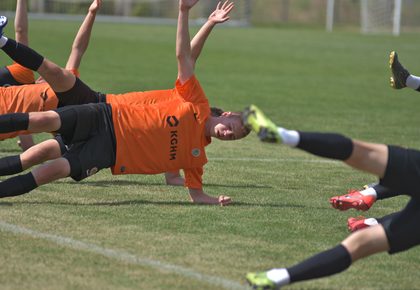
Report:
0,0,101,150
0,0,35,149
0,0,249,205
0,0,235,187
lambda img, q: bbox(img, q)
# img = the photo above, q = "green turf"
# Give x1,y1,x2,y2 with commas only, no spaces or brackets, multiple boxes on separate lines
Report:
0,19,420,290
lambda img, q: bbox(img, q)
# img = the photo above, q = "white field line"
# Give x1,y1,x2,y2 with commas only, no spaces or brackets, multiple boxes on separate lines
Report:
208,157,340,164
0,221,246,290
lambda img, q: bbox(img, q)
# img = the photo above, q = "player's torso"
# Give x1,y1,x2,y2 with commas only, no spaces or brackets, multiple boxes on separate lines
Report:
111,99,210,175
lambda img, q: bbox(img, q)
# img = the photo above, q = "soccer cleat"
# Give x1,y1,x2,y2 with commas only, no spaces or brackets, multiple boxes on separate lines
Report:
242,105,280,143
246,272,279,290
347,216,378,232
389,51,410,89
329,190,375,211
0,16,7,37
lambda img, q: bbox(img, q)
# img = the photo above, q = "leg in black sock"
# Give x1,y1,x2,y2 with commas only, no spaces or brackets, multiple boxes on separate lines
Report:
297,132,353,160
0,155,22,176
287,244,352,283
0,113,29,133
1,38,44,71
0,172,37,198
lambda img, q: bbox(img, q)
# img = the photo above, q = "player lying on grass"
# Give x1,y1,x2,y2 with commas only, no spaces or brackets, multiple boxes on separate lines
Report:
0,0,100,151
0,0,249,205
0,0,235,187
329,50,420,232
243,105,420,289
0,0,35,150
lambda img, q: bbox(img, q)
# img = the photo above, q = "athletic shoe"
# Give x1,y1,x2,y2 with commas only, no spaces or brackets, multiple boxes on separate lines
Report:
0,16,7,37
347,216,378,232
329,190,375,211
242,105,280,143
246,272,279,290
389,51,410,89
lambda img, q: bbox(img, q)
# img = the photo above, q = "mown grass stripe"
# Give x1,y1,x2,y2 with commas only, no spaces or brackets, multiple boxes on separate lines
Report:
0,221,246,290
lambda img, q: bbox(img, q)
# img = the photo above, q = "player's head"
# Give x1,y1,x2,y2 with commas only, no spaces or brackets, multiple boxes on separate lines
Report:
209,107,251,141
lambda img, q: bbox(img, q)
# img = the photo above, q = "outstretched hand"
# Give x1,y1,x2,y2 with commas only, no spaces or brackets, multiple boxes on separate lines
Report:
209,1,235,24
89,0,102,13
179,0,199,11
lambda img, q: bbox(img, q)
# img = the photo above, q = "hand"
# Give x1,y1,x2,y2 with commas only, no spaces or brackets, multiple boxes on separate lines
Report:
218,195,232,206
89,0,102,14
208,1,234,24
179,0,199,11
188,188,232,206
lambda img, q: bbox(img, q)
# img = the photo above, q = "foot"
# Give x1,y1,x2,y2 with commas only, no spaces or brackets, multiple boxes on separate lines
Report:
329,189,375,211
242,105,281,143
0,16,7,37
246,272,279,290
347,216,378,232
389,51,410,89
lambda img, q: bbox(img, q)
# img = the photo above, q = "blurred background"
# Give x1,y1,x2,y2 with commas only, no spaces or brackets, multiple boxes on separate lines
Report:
1,0,420,34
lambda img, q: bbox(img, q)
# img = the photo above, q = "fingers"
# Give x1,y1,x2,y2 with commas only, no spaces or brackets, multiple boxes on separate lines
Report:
219,195,232,206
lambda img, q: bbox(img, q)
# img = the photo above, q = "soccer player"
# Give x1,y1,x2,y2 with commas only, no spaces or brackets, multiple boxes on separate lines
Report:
330,50,420,232
0,0,35,150
0,0,249,206
0,0,235,187
0,0,101,151
243,105,420,289
389,51,420,91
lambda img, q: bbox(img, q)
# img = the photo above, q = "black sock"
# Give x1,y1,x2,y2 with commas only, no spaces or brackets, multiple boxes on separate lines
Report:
0,155,22,176
0,113,29,133
1,38,44,71
372,183,396,200
0,172,38,198
287,244,352,283
297,132,353,160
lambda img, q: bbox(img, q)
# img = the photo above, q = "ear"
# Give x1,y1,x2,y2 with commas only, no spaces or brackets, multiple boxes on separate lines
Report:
221,111,233,117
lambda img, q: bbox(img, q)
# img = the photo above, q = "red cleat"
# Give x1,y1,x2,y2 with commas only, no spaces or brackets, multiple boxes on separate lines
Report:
329,190,375,211
347,216,378,232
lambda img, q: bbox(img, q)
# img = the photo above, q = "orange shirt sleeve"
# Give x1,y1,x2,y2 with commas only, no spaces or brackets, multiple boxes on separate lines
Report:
175,75,207,104
6,63,35,84
184,167,204,189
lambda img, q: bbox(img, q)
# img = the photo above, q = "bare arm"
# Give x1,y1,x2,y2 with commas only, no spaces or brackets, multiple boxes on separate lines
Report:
14,0,29,45
176,0,199,84
65,0,101,70
191,1,234,62
188,188,231,206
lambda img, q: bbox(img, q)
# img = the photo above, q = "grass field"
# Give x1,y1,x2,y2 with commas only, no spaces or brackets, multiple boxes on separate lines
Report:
1,18,420,290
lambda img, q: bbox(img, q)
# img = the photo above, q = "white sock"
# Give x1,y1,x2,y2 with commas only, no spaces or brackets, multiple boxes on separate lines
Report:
364,218,379,226
266,268,291,287
278,128,300,147
0,36,8,48
359,187,377,199
406,75,420,90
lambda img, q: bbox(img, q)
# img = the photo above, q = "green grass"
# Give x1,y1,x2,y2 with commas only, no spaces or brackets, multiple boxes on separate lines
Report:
1,19,420,290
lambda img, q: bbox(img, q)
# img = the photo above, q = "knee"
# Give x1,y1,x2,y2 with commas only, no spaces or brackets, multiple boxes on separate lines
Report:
28,111,61,132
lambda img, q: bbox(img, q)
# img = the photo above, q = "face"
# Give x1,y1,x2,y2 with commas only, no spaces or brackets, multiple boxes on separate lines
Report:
212,113,248,141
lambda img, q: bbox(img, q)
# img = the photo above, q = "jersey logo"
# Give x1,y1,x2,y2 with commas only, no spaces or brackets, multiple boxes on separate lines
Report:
166,116,179,127
192,148,200,157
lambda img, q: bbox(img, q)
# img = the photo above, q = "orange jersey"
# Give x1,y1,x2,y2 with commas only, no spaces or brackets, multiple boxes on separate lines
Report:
106,89,178,106
0,83,58,140
110,75,211,189
6,63,35,85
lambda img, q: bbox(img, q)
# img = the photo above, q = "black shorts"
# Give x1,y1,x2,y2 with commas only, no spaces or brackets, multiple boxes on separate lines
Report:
378,198,420,254
379,145,420,197
56,77,106,107
53,135,69,155
0,66,21,86
54,103,116,181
